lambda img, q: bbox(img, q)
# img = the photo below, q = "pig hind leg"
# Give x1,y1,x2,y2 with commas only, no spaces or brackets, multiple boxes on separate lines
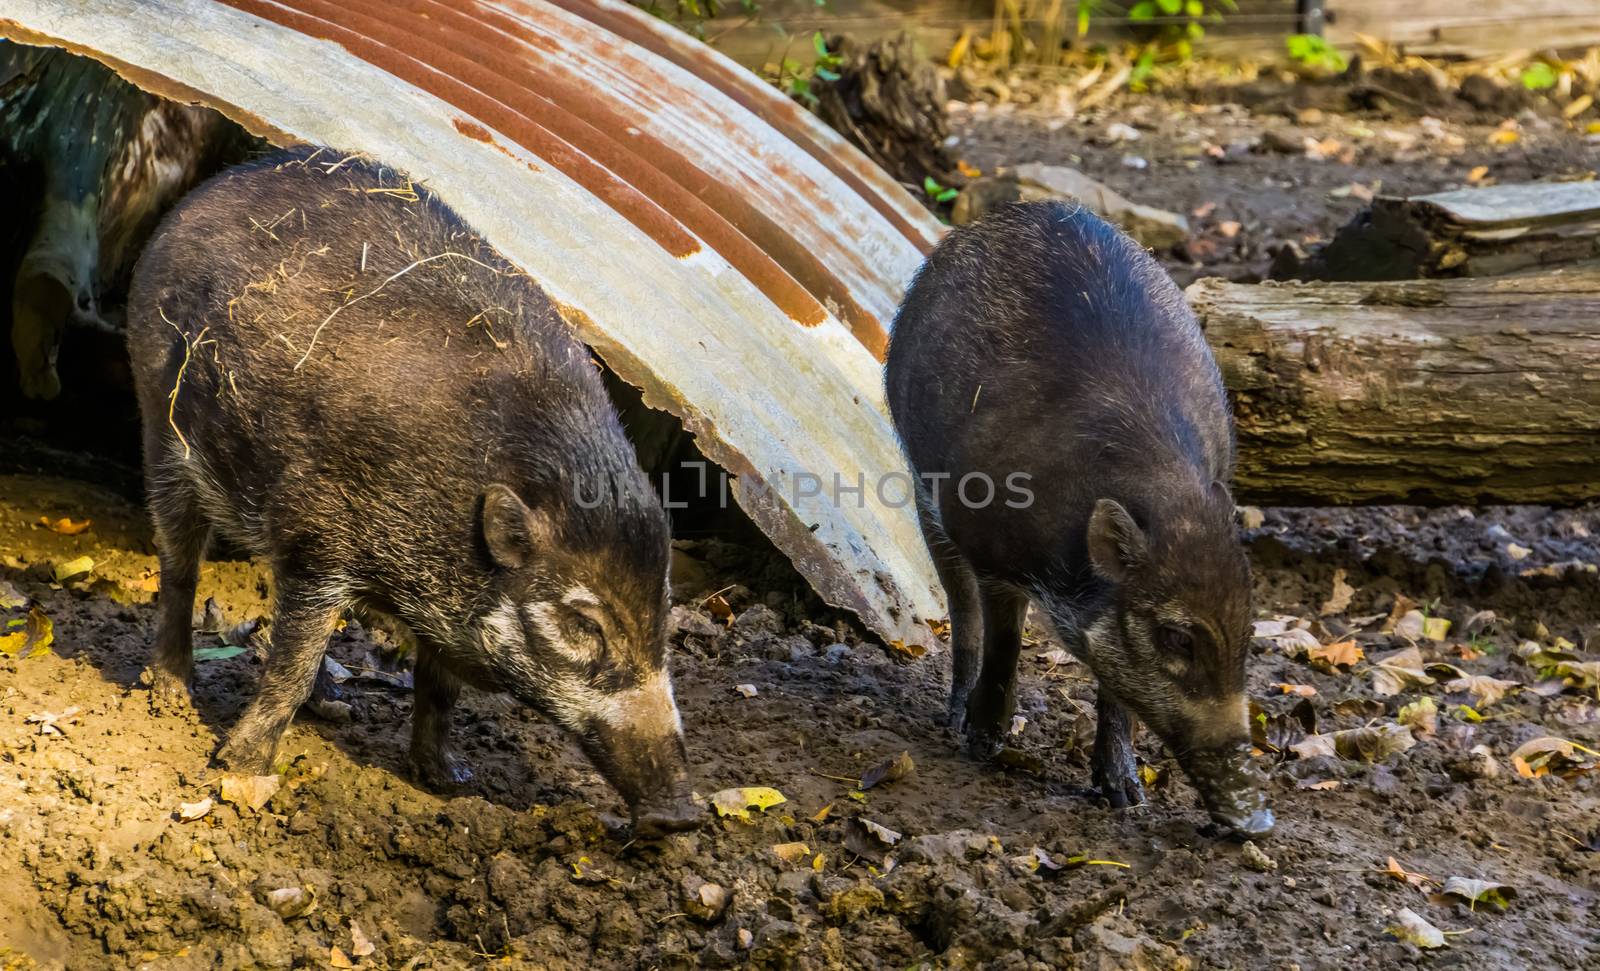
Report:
215,574,344,773
916,496,983,731
962,581,1029,760
144,450,210,712
409,641,473,789
1092,696,1144,808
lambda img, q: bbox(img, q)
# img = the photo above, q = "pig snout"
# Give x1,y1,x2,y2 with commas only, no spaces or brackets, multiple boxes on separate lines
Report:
1178,742,1275,838
579,672,699,838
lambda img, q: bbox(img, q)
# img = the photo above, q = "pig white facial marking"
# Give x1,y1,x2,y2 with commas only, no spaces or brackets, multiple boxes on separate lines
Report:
561,585,599,609
543,670,684,742
524,601,594,662
482,598,525,658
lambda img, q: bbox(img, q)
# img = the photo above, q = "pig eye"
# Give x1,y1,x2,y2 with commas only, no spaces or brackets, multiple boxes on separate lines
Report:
1155,626,1195,659
569,612,605,642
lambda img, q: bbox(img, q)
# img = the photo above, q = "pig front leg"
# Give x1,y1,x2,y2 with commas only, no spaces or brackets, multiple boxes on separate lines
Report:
1091,695,1145,808
143,457,210,714
409,641,473,789
961,582,1028,760
215,576,344,773
915,497,983,731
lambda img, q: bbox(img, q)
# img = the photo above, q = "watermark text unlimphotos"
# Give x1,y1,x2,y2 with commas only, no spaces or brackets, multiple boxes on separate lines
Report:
573,461,1033,511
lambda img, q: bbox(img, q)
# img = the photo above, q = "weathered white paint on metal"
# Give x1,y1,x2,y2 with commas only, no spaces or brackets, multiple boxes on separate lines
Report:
1,0,947,649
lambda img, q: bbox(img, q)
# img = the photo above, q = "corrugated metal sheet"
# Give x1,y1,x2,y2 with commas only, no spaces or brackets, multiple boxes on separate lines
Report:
1,0,947,650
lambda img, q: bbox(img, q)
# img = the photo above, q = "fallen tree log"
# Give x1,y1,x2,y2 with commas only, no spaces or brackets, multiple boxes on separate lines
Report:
1189,268,1600,506
1276,180,1600,282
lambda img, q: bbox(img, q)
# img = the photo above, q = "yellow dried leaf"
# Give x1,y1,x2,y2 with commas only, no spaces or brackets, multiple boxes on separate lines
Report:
1421,617,1451,641
0,606,53,658
771,841,811,864
1275,683,1317,697
1466,165,1490,183
811,802,834,823
40,516,92,535
53,555,94,583
1489,128,1520,145
1307,640,1363,672
330,945,355,969
888,638,927,660
1510,736,1599,779
709,786,786,822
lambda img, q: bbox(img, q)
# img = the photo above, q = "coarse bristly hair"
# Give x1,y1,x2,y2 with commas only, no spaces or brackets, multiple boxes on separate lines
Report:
125,145,683,810
885,199,1253,755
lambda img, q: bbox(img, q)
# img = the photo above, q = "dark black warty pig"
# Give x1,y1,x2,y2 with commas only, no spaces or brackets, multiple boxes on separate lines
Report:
126,146,697,836
885,201,1272,836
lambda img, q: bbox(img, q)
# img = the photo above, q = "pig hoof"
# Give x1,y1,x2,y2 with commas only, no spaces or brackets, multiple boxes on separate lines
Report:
143,668,194,716
963,727,1004,762
214,737,274,776
413,750,474,790
1095,774,1146,809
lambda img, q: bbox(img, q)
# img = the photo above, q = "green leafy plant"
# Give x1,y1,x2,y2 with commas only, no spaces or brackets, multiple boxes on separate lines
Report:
1128,0,1235,59
776,33,843,108
1520,61,1559,90
922,176,959,204
1286,33,1348,72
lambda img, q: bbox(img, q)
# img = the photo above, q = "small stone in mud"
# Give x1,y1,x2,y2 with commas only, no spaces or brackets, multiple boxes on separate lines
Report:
263,886,316,919
1240,841,1277,872
682,875,732,923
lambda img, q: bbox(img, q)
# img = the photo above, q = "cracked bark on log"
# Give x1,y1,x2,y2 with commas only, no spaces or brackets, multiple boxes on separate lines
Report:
1189,269,1600,506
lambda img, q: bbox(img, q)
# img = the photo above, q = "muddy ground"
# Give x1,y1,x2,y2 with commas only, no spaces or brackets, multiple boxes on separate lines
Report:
1,470,1597,970
3,72,1600,971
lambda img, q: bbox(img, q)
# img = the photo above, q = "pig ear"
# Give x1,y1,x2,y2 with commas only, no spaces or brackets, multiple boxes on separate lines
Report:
480,484,552,569
1086,498,1147,583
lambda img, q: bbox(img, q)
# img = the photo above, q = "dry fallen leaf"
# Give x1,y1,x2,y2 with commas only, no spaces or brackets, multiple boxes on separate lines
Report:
52,555,94,583
733,683,758,699
0,606,54,659
1436,876,1516,911
708,786,786,822
887,639,927,660
1510,736,1599,779
858,818,902,845
0,580,28,610
1398,697,1438,737
1320,569,1355,616
1386,907,1446,948
177,797,214,822
1466,164,1490,184
1445,674,1520,708
1421,617,1452,642
1307,640,1364,672
350,920,376,958
811,802,834,824
956,159,982,179
860,751,915,790
704,592,734,627
1383,856,1434,889
40,516,92,535
1274,683,1317,697
771,841,811,864
329,945,355,969
219,774,282,812
1293,723,1416,763
1371,646,1435,696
